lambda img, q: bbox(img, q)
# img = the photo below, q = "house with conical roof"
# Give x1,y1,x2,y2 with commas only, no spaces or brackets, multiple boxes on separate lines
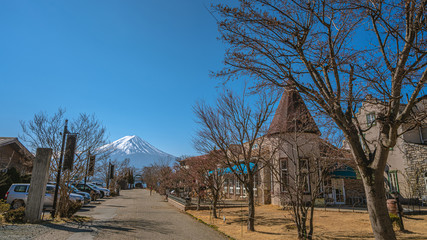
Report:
220,88,364,206
262,88,363,206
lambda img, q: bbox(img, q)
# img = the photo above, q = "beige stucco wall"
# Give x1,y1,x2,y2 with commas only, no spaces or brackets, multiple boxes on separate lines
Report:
356,98,427,198
267,133,321,206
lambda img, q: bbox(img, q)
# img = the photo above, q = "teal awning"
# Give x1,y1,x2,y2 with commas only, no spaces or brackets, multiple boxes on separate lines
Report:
209,162,256,175
330,165,357,179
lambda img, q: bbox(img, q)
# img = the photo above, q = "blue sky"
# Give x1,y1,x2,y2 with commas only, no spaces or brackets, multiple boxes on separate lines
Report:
0,0,236,157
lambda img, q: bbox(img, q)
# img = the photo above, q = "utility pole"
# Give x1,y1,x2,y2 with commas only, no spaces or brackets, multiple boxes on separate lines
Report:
51,119,68,218
84,150,90,186
106,161,111,190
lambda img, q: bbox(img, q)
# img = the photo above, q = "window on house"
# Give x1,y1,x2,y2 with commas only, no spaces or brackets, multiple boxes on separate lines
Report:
280,158,288,192
254,172,259,186
271,169,274,195
229,179,234,194
253,172,258,195
366,113,376,126
318,168,324,194
299,159,311,193
389,170,399,193
224,179,228,193
236,180,241,194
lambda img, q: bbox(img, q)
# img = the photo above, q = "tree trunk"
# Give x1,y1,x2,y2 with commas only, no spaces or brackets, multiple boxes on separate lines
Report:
197,194,201,211
308,204,315,240
212,198,218,218
247,185,255,231
212,195,218,218
362,169,396,240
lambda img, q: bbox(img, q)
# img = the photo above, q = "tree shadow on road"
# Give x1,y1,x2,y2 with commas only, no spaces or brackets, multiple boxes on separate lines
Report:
42,222,94,233
91,219,174,235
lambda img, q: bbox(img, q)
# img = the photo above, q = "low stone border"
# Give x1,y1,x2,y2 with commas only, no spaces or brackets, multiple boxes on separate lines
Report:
167,196,188,211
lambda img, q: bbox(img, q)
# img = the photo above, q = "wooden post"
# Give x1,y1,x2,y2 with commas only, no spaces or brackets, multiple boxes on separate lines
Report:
25,148,52,223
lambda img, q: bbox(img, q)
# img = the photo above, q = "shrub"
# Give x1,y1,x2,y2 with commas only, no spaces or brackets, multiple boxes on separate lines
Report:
63,201,82,218
4,207,25,223
389,213,403,230
0,200,10,213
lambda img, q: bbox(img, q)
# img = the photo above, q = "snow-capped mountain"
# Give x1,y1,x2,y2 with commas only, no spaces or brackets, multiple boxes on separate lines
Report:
101,135,176,169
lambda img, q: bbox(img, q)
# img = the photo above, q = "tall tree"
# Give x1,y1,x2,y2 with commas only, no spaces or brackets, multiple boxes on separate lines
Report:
212,1,426,239
194,88,279,231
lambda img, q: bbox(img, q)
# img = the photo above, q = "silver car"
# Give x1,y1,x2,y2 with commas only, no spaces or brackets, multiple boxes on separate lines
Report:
88,183,110,197
5,183,84,209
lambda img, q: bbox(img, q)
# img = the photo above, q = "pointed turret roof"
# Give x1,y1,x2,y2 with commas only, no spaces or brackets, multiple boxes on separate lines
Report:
268,88,320,135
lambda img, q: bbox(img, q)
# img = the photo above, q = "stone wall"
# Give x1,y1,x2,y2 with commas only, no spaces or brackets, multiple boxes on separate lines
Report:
403,142,427,198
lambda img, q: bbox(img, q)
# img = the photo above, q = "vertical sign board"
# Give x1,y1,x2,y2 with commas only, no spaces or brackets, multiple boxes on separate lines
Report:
63,134,77,171
25,148,52,223
88,155,96,176
110,164,115,179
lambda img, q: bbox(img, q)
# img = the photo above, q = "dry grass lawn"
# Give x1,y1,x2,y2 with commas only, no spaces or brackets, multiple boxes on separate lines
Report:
187,205,427,240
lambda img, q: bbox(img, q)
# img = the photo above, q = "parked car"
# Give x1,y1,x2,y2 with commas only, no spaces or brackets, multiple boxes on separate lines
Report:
68,185,91,204
72,183,101,201
5,183,84,209
87,183,110,198
89,182,105,188
47,182,91,205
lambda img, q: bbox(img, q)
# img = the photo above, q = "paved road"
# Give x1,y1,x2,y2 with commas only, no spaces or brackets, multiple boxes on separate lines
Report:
39,189,226,240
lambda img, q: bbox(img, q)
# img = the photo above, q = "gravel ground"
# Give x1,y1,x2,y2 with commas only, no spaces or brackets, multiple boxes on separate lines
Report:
0,221,94,240
0,224,51,240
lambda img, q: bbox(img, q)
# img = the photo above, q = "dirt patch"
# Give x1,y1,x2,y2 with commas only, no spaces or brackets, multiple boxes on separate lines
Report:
187,205,427,240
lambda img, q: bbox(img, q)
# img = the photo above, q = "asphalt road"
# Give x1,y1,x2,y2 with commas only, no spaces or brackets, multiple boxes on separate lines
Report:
51,189,227,240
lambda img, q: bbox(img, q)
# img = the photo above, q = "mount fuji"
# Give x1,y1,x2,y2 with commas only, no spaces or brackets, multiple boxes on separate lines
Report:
101,135,176,169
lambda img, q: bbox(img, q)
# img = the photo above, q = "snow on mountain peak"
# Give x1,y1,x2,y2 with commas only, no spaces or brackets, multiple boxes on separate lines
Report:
100,135,176,169
103,135,171,156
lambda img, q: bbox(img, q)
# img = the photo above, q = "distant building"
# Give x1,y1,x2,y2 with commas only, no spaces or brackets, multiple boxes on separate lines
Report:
0,137,34,174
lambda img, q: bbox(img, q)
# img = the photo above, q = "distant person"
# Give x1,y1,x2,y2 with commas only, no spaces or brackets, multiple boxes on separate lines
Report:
150,186,153,196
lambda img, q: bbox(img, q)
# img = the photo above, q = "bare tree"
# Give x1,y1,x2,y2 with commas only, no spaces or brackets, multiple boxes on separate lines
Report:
269,115,346,239
141,160,173,195
194,88,279,231
204,151,227,218
178,152,225,216
176,156,209,210
20,108,110,217
212,1,426,239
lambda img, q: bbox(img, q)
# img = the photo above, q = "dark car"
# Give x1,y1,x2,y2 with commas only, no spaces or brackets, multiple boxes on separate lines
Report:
69,185,91,204
73,183,101,201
